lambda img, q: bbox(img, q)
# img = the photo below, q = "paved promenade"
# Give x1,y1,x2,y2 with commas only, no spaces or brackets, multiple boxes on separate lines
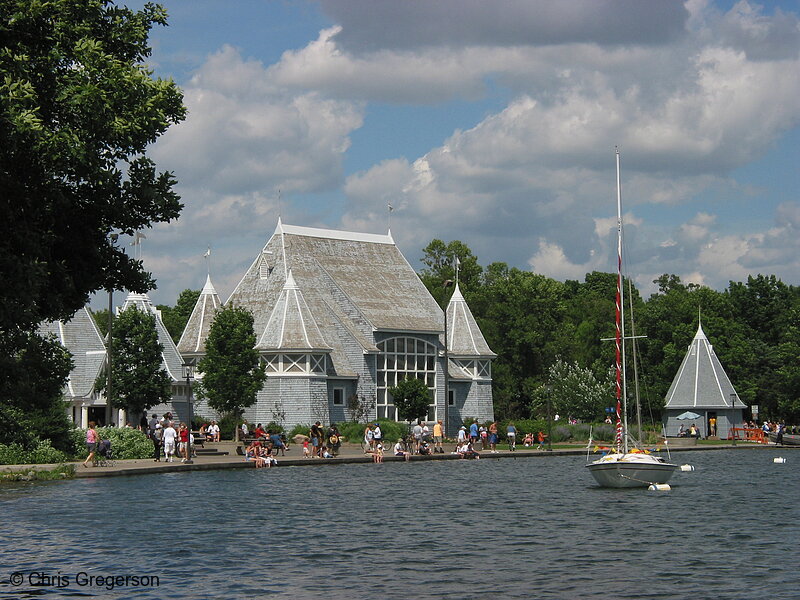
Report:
1,440,774,479
62,440,771,478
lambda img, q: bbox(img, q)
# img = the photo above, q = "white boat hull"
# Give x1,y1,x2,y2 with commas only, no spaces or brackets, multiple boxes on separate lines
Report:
586,453,678,488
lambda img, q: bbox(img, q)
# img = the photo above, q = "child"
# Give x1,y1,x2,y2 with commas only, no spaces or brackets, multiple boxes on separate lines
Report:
302,438,310,458
373,442,383,463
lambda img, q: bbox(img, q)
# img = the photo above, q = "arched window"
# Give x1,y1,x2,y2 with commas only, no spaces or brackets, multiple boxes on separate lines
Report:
376,336,437,421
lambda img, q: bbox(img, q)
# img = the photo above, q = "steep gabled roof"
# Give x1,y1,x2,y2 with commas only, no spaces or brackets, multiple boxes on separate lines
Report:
38,307,106,399
256,270,331,352
445,283,495,357
177,275,222,355
664,324,746,409
120,292,184,382
226,220,445,377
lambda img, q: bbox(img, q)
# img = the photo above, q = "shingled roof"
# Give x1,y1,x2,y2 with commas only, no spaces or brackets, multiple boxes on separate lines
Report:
664,323,745,410
256,270,331,351
177,275,222,356
120,292,184,382
226,220,445,377
38,307,106,399
446,283,495,357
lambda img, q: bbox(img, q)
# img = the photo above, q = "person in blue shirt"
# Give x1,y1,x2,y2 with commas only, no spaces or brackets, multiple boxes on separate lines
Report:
469,420,479,443
268,430,285,456
506,423,517,451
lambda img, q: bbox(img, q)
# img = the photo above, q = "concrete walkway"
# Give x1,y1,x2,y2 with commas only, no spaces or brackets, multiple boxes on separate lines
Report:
69,439,755,478
2,440,770,479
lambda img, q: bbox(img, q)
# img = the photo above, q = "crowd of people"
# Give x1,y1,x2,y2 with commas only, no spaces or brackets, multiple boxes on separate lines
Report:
145,412,196,463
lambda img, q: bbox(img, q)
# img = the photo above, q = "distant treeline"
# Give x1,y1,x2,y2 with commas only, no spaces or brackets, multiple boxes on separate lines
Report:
418,240,800,424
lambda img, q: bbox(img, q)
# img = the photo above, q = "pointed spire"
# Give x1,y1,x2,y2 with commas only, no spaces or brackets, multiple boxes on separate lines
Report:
257,269,330,351
178,275,222,355
445,282,494,357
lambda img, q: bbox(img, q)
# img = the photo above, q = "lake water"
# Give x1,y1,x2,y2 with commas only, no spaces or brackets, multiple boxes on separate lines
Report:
1,448,798,599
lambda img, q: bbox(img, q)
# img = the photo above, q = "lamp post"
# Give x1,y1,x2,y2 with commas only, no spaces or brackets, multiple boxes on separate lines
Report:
442,279,454,438
546,385,553,452
106,233,118,427
183,363,194,463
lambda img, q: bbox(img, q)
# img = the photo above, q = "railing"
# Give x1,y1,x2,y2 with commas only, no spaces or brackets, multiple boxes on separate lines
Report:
729,427,767,444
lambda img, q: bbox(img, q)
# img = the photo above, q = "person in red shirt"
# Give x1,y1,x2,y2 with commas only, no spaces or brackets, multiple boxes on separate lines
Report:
179,423,190,463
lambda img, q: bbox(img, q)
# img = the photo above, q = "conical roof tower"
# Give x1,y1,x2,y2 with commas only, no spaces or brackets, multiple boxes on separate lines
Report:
445,283,495,357
256,269,331,352
120,292,184,382
178,275,222,357
664,323,745,410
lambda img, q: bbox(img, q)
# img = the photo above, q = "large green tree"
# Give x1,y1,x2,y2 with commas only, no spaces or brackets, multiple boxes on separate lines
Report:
196,306,265,418
0,330,74,451
97,306,172,418
1,0,185,331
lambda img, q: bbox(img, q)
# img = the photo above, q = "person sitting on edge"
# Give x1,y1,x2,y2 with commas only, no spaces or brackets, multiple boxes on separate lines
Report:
394,439,411,461
207,420,220,443
321,445,334,459
523,432,534,447
268,430,285,456
245,439,262,460
418,441,432,456
372,442,384,463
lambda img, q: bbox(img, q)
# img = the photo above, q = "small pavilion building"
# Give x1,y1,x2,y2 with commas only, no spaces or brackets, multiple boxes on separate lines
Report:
662,323,746,438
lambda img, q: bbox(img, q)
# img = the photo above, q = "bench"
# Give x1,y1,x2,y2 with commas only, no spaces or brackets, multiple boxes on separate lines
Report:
191,432,207,448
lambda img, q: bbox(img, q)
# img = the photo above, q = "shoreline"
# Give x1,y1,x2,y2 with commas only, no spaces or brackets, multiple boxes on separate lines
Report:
2,441,787,480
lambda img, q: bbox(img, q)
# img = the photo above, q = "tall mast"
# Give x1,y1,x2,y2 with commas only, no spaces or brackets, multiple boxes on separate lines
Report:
615,147,629,454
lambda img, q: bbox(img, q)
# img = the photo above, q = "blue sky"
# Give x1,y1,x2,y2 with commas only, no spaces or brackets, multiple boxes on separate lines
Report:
109,0,800,307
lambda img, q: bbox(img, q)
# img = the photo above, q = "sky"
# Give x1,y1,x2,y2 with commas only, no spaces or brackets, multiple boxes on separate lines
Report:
104,0,800,308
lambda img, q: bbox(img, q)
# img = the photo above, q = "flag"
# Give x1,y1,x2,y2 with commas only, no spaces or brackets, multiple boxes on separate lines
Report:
388,203,393,212
204,247,211,258
131,232,147,245
454,256,461,267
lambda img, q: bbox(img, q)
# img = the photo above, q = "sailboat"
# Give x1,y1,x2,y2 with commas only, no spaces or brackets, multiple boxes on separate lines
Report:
585,149,678,488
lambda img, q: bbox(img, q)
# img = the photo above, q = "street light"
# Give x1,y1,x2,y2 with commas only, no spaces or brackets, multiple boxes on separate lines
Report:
442,279,454,438
183,363,194,463
546,385,553,452
106,233,118,427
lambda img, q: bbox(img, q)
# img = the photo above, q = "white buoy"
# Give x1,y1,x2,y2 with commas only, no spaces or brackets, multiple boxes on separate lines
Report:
773,457,786,464
648,483,671,491
680,464,695,472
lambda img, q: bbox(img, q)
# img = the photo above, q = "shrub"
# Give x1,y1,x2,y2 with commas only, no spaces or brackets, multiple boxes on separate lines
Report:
0,440,69,465
217,414,241,440
71,427,152,460
288,423,312,439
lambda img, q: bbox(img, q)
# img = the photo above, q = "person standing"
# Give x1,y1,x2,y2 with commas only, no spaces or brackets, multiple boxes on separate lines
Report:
412,421,423,454
163,422,177,462
506,422,517,451
82,422,98,467
373,423,383,449
364,424,374,453
489,421,499,453
179,423,190,463
469,420,479,444
433,419,444,454
151,423,163,461
310,421,323,458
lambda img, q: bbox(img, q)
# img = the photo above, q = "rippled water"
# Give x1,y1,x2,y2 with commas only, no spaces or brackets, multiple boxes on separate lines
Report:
1,448,798,599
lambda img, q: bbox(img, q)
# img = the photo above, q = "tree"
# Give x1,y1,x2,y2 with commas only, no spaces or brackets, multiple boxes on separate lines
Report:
419,239,483,305
157,288,201,342
97,306,172,417
196,306,266,418
530,358,613,422
389,377,432,423
0,330,74,452
1,0,185,332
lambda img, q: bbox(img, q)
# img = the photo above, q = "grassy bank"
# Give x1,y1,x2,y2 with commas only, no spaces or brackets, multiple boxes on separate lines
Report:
0,464,75,482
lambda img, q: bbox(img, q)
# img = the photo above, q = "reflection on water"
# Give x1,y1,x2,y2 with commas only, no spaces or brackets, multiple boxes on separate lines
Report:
1,449,798,599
